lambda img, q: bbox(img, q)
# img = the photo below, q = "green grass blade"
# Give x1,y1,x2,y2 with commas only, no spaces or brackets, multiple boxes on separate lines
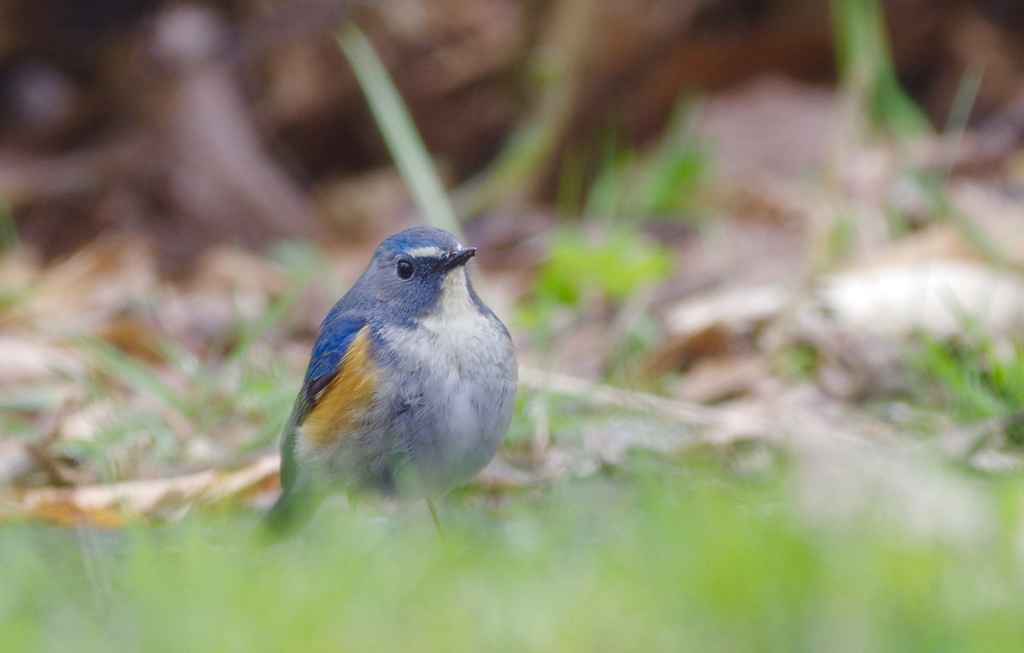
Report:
77,338,188,413
830,0,930,136
335,22,462,240
0,196,17,253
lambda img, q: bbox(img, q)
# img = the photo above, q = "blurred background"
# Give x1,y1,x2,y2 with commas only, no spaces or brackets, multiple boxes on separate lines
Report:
2,0,1024,511
5,1,1024,650
1,0,1022,264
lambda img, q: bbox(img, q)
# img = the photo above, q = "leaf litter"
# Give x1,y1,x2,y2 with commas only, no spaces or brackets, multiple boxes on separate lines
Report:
0,48,1023,551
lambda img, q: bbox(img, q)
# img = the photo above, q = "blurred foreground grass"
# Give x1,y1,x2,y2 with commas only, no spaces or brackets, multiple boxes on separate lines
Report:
3,456,1024,653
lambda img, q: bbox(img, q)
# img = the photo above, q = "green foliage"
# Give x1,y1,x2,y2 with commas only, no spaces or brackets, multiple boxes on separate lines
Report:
585,101,709,220
778,343,822,382
517,223,674,387
537,228,673,308
913,332,1024,429
335,23,462,239
0,197,17,253
0,199,22,310
830,0,930,136
518,226,674,353
3,462,1024,653
502,391,584,448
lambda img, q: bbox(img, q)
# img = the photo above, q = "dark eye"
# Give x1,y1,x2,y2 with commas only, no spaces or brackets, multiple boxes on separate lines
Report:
396,259,414,280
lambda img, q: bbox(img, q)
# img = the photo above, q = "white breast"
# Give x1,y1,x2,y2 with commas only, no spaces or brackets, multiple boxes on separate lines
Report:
420,270,503,356
378,268,517,493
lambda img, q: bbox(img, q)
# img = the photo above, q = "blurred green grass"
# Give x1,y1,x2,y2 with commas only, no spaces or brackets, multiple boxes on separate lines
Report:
913,332,1024,447
3,459,1024,653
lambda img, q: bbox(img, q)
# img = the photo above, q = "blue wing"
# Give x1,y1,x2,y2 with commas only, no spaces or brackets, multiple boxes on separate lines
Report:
267,306,368,535
304,310,368,396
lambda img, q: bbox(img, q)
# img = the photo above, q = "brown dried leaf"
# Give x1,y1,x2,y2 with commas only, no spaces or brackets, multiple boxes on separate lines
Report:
20,234,157,328
647,324,734,376
0,337,83,385
673,355,768,404
98,317,168,364
7,454,279,526
653,284,787,376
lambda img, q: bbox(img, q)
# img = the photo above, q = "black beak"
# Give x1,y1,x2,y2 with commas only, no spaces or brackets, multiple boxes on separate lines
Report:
440,247,476,271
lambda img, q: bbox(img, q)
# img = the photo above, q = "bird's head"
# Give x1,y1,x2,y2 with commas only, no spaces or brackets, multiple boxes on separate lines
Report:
356,227,479,319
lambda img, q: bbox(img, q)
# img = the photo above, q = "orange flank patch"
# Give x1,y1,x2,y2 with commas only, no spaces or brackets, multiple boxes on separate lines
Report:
302,328,379,447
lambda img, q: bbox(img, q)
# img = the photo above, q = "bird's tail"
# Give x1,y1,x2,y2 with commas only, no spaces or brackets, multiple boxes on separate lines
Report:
258,485,325,542
256,396,322,542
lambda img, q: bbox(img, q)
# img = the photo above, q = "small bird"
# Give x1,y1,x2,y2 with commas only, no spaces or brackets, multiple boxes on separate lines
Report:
263,227,518,537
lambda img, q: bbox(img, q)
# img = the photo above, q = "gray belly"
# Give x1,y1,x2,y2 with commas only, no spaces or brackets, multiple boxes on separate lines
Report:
391,359,516,496
339,314,518,498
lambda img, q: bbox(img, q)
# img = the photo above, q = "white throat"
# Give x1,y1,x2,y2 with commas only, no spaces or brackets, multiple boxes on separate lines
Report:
427,268,478,324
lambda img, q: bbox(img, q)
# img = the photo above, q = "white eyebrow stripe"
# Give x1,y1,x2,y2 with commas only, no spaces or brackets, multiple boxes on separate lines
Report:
406,246,446,258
